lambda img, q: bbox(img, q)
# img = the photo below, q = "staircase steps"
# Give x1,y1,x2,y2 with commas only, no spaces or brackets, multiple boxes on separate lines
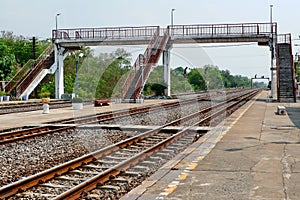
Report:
4,44,55,98
277,43,296,102
122,28,169,100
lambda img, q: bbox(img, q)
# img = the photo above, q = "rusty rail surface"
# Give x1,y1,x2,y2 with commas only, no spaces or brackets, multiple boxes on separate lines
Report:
0,126,76,145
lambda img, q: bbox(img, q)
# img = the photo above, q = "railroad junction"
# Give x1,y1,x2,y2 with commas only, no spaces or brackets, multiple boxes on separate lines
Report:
0,89,299,199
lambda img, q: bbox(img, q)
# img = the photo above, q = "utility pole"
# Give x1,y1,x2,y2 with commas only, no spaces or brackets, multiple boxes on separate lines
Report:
32,36,36,60
171,9,175,35
269,4,276,99
55,13,61,39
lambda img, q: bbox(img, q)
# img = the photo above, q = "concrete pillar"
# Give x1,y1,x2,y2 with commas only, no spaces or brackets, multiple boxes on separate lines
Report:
271,63,277,100
54,45,65,99
163,48,171,96
270,40,277,99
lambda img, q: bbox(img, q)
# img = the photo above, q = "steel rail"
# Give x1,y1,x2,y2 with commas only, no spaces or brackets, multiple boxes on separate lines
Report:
52,89,260,199
0,126,49,140
0,94,201,145
0,89,259,198
0,126,76,145
57,95,206,124
0,89,255,145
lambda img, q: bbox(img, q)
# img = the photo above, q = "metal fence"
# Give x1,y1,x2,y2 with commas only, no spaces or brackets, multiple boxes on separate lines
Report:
277,33,291,44
168,22,277,36
52,26,159,40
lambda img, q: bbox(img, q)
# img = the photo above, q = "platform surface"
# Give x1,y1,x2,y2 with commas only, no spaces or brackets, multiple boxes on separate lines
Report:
121,91,300,200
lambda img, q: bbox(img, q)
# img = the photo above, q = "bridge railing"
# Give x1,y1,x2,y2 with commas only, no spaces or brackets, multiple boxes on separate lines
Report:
277,33,291,44
52,26,160,40
169,22,277,37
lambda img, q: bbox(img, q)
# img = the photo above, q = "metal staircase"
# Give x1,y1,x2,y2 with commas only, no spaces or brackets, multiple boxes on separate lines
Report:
4,44,55,99
277,34,296,102
122,28,169,100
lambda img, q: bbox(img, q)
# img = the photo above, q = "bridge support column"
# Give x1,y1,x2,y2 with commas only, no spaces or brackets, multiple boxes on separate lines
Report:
163,46,172,96
54,45,66,99
270,40,277,100
271,63,277,100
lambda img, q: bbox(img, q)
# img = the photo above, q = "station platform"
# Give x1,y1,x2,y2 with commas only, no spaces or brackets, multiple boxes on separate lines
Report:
121,91,300,200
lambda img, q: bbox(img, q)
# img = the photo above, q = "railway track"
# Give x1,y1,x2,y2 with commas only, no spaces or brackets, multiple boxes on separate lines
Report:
0,88,260,199
0,88,253,145
0,89,212,144
0,126,76,145
0,99,192,145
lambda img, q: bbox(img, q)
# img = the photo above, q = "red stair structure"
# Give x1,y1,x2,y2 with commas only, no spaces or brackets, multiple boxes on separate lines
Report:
121,28,169,100
4,45,55,98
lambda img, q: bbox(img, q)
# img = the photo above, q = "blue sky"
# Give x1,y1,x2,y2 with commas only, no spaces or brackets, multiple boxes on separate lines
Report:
1,0,299,78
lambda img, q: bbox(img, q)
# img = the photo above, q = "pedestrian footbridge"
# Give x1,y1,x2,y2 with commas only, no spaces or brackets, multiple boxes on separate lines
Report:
4,22,296,102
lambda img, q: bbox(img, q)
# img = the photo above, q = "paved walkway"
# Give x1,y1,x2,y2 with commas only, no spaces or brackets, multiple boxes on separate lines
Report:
122,91,300,200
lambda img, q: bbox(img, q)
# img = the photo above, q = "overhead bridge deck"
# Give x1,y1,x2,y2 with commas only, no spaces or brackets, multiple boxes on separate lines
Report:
50,22,295,102
52,22,277,47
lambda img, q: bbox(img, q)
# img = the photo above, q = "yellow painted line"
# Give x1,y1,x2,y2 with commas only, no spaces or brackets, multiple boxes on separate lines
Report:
177,173,189,180
186,163,198,170
156,93,260,198
159,192,168,196
198,156,205,161
204,149,211,154
206,138,220,143
164,185,177,194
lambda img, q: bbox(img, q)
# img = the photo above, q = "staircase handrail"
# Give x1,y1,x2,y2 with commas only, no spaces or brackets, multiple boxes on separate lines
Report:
4,44,55,94
133,29,170,99
4,59,35,93
121,27,160,99
14,45,54,97
15,51,55,97
34,44,55,66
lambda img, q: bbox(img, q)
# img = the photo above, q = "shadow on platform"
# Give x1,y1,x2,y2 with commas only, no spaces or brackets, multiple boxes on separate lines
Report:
286,107,300,128
254,98,267,102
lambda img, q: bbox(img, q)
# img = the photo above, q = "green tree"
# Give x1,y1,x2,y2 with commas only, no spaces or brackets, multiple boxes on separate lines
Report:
173,66,184,76
295,55,300,82
233,75,250,87
150,83,166,96
73,48,131,99
187,69,206,91
221,70,235,88
0,41,16,81
201,65,224,89
94,62,129,99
